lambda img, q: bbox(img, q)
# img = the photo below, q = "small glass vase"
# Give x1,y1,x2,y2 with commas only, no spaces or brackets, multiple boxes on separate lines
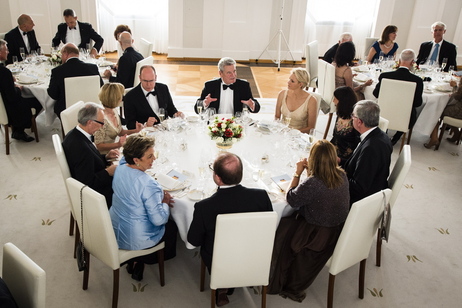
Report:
216,140,233,151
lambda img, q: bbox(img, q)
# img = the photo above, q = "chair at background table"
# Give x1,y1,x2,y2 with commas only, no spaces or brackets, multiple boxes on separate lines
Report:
0,94,39,155
64,75,101,109
436,116,462,150
305,40,318,89
200,211,278,308
378,116,389,132
139,38,154,59
60,100,85,138
66,178,165,308
325,189,391,308
2,242,46,308
376,145,411,266
133,56,154,86
377,78,416,153
364,37,378,59
317,59,336,139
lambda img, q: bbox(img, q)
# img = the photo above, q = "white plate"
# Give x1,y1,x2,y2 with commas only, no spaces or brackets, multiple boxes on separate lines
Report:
16,79,38,85
187,189,204,201
161,182,188,192
186,115,199,122
435,85,452,92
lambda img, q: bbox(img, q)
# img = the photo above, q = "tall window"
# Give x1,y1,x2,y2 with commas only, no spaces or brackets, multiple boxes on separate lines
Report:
98,0,168,54
305,0,379,58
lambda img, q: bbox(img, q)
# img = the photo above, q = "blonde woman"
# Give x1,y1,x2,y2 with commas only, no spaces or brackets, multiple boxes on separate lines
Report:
274,68,318,133
94,83,143,154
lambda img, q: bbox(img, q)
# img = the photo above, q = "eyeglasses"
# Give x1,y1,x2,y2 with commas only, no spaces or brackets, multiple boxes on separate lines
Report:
351,113,358,119
209,163,214,172
92,119,104,125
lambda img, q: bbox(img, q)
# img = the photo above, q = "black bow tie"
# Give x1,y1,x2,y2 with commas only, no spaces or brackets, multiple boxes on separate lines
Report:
146,91,157,97
90,135,95,142
69,27,76,30
223,84,235,90
23,32,28,36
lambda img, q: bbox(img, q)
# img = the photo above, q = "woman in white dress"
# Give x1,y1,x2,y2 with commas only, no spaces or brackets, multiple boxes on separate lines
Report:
274,68,318,133
94,82,143,154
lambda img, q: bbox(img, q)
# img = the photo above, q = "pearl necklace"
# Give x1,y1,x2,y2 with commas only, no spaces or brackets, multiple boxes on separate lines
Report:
383,43,392,48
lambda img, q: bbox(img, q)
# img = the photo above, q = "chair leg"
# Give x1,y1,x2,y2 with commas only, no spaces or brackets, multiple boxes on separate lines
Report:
61,121,65,139
83,249,90,290
359,259,366,299
435,123,447,151
157,249,165,286
399,133,406,153
261,285,267,308
112,269,120,308
74,224,80,259
376,228,382,267
323,113,333,139
211,289,216,308
31,114,39,142
3,124,10,155
69,212,75,236
200,259,206,292
327,273,335,308
406,128,412,145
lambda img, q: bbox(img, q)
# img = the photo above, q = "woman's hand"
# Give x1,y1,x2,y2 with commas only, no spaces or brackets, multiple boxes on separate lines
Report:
163,191,175,208
118,135,127,147
295,158,307,176
135,121,144,132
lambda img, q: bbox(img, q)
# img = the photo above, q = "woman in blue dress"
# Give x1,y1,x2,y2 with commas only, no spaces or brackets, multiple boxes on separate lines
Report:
367,25,399,63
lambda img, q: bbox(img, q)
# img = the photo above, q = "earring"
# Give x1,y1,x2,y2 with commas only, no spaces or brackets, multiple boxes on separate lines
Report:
136,163,140,167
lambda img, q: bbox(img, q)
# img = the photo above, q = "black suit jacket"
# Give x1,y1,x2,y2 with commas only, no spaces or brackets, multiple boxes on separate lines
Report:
4,27,41,64
343,127,392,205
62,128,113,207
187,185,273,271
323,43,339,64
194,78,260,114
52,21,104,52
109,47,143,88
0,65,32,128
124,82,178,129
416,40,457,72
373,67,424,127
47,58,103,117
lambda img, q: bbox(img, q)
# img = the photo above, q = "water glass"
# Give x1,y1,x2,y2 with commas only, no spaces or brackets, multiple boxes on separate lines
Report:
12,56,18,67
207,107,216,120
158,108,166,122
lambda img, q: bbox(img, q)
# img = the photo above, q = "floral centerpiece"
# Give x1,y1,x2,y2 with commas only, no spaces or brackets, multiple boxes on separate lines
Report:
208,117,243,148
49,51,62,66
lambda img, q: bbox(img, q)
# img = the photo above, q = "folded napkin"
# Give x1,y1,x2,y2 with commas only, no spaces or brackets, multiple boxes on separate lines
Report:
353,65,369,72
155,173,182,190
17,74,37,83
354,73,369,82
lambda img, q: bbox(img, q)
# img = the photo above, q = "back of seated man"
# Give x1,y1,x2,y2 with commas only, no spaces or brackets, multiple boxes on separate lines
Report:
0,39,42,142
4,14,41,64
187,152,273,307
323,32,353,64
103,31,143,88
416,21,457,72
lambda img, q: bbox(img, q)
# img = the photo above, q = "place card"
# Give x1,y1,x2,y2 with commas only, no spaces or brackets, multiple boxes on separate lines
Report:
167,169,188,182
271,174,291,192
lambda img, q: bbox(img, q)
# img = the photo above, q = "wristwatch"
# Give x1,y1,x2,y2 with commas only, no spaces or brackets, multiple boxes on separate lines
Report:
293,173,300,178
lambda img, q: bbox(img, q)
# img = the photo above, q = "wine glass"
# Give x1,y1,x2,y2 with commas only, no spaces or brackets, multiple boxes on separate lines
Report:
283,115,291,127
19,47,25,61
12,56,18,67
207,107,216,121
441,58,448,71
196,100,204,115
378,51,385,63
158,108,165,122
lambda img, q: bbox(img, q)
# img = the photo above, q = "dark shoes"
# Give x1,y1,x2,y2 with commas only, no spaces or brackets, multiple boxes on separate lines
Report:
216,289,230,307
126,261,144,281
12,131,34,142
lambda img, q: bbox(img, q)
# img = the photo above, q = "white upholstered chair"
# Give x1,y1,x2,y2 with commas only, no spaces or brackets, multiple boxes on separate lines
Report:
325,189,391,308
60,100,85,138
305,40,318,88
364,37,379,58
378,116,389,132
133,56,154,86
376,145,411,266
317,59,336,139
436,116,462,150
200,211,278,308
139,38,153,58
377,78,416,153
0,93,39,155
2,242,46,308
64,75,101,109
66,178,165,308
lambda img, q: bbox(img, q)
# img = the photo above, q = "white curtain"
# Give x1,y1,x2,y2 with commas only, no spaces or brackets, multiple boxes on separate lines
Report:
97,0,169,54
305,0,379,59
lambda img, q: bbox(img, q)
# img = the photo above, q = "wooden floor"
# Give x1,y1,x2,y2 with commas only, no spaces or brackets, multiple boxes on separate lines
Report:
104,52,306,98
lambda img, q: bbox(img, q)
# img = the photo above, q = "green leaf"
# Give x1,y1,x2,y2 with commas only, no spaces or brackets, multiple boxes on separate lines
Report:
406,255,411,262
446,229,450,234
379,289,383,297
132,283,137,292
140,284,148,292
41,219,45,225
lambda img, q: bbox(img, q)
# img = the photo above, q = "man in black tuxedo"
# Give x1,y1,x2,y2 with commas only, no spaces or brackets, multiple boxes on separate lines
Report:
47,43,103,117
416,21,457,72
52,9,104,58
0,39,42,142
194,57,260,115
4,14,41,65
103,31,143,88
187,153,273,306
373,49,424,145
342,100,392,205
323,32,353,64
62,103,118,208
124,65,184,129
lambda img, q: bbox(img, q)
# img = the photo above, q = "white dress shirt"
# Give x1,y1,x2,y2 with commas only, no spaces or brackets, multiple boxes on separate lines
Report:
66,24,81,47
142,87,160,114
218,82,234,114
19,28,30,53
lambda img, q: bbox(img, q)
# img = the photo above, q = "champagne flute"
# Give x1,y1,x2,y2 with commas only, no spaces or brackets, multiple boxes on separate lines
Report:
12,56,18,67
158,108,165,122
441,58,448,71
19,47,25,61
197,100,203,115
283,115,291,127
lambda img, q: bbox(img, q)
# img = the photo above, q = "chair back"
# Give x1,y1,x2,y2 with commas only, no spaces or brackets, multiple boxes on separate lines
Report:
66,178,121,270
133,56,154,86
307,90,323,128
306,40,318,88
0,93,8,125
139,38,154,58
364,37,378,58
64,75,101,109
2,242,46,308
61,101,85,136
0,32,5,40
317,59,336,113
378,116,389,132
210,211,278,289
326,189,391,276
388,145,411,208
377,79,416,133
52,133,73,202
